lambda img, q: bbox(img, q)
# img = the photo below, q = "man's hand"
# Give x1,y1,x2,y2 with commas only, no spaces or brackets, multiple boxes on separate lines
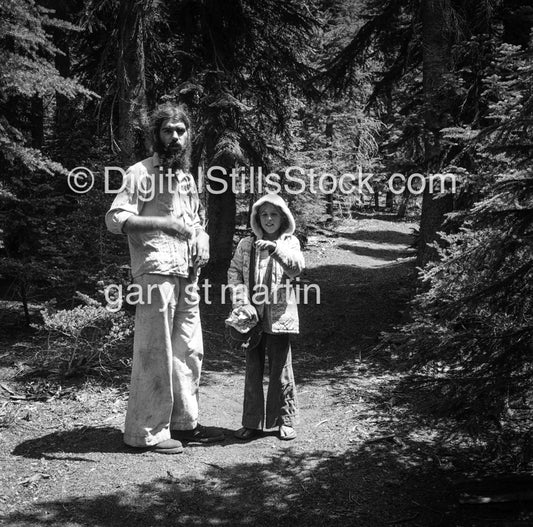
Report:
193,229,210,267
159,216,194,239
255,239,277,254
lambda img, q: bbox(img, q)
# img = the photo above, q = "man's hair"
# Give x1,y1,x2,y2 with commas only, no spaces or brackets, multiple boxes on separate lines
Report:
150,103,192,170
150,103,191,140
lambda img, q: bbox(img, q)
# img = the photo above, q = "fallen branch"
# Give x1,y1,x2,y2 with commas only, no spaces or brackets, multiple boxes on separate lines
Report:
0,383,16,396
460,490,533,504
18,473,51,486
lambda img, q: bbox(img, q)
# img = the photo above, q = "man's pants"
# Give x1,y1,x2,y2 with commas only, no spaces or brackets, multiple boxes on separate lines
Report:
242,332,298,430
124,274,203,447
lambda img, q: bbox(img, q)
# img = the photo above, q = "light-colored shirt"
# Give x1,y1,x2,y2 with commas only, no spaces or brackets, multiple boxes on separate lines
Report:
105,154,203,278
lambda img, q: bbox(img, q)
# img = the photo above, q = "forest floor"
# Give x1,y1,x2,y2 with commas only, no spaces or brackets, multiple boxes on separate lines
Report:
1,216,532,527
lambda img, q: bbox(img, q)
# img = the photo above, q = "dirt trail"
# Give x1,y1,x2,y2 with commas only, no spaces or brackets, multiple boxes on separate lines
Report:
1,218,476,526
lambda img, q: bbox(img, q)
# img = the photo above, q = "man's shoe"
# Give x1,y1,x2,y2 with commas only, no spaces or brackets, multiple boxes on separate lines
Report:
153,438,184,454
172,424,225,443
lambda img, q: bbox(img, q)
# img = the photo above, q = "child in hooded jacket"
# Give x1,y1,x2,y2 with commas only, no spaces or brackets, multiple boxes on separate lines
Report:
227,193,304,440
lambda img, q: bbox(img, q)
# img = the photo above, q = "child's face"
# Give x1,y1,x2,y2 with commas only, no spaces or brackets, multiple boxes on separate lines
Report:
259,203,282,239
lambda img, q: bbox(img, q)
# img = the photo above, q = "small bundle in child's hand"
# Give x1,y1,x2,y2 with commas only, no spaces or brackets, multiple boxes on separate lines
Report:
224,308,257,334
224,307,262,351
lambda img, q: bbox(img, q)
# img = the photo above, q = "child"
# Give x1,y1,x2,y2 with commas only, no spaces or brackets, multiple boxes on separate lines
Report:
227,193,305,440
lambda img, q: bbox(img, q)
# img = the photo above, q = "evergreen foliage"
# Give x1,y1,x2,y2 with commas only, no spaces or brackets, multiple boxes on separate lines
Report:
393,29,533,427
0,0,93,171
0,0,99,321
318,0,533,426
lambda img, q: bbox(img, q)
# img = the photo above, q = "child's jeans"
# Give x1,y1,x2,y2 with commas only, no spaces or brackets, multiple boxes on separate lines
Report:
242,332,298,429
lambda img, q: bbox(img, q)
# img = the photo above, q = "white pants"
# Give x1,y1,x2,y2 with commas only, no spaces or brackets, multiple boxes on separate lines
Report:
124,274,203,447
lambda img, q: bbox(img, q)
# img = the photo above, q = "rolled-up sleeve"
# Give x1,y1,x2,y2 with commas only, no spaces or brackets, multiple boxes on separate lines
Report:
105,167,140,235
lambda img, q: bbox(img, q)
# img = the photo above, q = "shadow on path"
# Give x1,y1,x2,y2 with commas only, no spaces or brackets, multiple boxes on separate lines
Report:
336,229,414,245
11,431,528,527
5,440,464,527
11,426,250,460
337,242,411,261
11,427,125,461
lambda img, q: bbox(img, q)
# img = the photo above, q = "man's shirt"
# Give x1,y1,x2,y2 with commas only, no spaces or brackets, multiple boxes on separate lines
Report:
105,153,203,278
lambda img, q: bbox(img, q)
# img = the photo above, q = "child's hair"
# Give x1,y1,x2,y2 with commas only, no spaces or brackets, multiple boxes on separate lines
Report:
258,203,289,235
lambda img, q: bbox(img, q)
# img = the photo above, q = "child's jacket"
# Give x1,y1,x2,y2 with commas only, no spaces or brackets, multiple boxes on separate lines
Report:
227,194,305,334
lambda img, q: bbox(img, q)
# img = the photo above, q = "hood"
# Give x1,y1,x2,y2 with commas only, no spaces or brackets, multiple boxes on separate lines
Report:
250,193,296,238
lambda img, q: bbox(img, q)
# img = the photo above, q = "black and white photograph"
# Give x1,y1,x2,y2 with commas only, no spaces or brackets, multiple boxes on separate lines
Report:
0,0,532,525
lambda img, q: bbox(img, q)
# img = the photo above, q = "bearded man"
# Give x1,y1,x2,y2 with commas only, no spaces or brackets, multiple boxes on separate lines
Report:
106,103,224,453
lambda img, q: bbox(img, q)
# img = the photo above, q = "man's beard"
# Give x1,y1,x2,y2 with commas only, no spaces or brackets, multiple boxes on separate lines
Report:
154,139,191,173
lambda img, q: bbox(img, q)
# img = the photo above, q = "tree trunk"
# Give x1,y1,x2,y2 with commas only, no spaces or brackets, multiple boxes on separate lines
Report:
203,133,237,282
386,189,394,210
116,0,149,166
19,281,31,326
396,187,411,219
417,0,455,266
325,114,334,219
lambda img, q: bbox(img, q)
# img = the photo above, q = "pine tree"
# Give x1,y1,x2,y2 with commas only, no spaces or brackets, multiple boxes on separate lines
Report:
0,0,93,321
148,0,319,280
0,0,92,172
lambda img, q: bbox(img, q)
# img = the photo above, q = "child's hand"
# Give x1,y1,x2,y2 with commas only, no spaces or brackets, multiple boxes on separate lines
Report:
235,305,258,322
255,240,277,254
226,304,259,333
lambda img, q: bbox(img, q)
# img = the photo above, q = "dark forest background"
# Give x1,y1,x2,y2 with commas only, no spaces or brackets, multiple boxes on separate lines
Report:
0,0,532,436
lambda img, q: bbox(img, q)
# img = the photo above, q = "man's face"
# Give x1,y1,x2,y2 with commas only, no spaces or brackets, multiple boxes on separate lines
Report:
159,119,188,154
